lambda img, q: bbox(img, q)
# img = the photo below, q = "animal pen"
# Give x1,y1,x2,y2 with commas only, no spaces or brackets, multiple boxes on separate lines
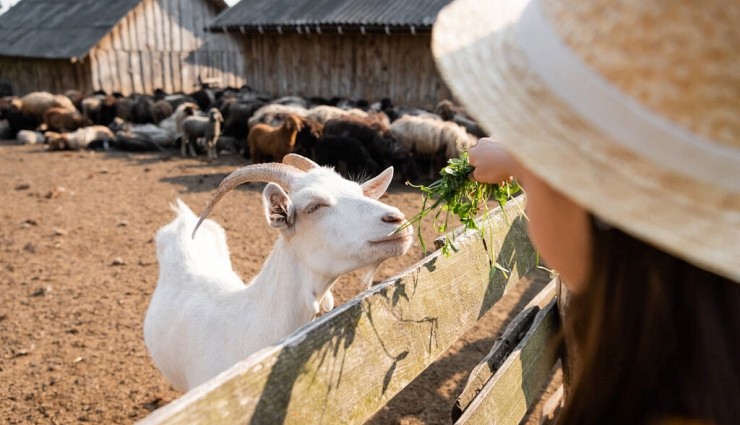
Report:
138,196,567,424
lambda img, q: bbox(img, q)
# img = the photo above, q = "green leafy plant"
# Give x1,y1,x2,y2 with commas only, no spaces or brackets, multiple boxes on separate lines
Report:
399,151,521,255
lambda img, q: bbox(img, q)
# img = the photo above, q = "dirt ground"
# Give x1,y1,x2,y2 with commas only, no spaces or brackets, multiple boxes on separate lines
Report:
0,141,557,424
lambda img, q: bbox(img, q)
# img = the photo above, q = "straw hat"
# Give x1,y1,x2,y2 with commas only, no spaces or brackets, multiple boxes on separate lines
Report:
431,0,740,282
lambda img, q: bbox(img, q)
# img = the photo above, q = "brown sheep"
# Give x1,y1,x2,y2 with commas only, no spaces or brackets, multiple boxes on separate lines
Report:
43,107,92,132
20,91,76,121
247,114,303,163
153,99,173,124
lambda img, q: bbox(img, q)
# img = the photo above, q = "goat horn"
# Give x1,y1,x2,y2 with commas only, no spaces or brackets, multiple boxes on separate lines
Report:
192,163,302,238
282,153,319,171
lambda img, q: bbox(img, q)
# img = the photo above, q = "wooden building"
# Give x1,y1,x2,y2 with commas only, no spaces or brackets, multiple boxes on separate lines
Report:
0,0,246,96
209,0,454,110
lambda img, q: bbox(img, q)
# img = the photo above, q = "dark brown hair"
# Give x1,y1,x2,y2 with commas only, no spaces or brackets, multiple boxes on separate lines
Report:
557,216,740,425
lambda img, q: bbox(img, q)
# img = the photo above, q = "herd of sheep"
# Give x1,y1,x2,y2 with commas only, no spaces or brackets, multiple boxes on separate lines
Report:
0,86,487,182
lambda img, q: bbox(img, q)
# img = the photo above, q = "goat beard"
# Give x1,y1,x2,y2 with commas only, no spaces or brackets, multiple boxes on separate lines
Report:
359,263,382,290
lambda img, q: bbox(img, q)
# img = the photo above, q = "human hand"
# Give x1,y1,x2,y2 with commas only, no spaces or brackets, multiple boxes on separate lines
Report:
467,138,519,185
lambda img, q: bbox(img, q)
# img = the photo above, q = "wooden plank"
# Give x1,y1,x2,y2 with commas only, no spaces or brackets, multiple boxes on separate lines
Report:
161,0,171,53
138,196,537,425
451,278,557,420
153,0,165,52
453,299,560,425
179,0,194,51
171,52,181,93
120,13,131,51
171,0,182,52
162,53,173,94
145,0,155,51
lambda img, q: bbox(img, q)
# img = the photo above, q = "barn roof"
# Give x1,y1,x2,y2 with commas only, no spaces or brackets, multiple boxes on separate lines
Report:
0,0,230,60
209,0,452,34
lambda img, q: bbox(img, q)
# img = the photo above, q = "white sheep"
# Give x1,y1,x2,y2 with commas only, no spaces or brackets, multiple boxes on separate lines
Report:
247,103,308,128
157,102,199,144
180,107,223,159
389,115,477,180
44,125,115,151
143,154,413,391
304,105,369,124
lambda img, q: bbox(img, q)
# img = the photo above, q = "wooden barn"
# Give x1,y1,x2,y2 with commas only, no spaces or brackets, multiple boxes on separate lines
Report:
0,0,246,96
208,0,454,110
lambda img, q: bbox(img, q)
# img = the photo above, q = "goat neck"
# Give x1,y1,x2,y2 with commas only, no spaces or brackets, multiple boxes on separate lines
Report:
246,236,334,323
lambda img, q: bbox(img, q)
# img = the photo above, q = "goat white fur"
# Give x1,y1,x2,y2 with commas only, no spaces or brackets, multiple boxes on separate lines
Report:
143,155,413,391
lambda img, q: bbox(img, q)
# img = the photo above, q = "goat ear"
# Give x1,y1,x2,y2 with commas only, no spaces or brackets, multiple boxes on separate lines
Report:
262,183,294,229
361,166,394,199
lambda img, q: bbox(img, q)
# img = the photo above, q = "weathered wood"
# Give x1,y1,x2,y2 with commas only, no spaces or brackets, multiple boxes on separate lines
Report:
0,58,92,95
453,298,560,425
540,383,564,425
451,278,557,421
227,33,452,109
138,196,536,425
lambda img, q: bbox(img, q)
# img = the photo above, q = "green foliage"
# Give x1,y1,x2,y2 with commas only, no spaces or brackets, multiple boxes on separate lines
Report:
400,152,521,255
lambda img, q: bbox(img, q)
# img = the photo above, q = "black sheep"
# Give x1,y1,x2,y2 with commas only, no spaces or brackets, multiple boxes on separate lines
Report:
314,135,380,178
322,117,398,170
220,99,265,146
292,117,323,160
0,102,38,137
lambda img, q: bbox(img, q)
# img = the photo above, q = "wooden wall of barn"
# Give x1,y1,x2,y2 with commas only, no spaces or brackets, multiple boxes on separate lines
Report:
0,58,92,96
89,0,245,95
239,33,453,110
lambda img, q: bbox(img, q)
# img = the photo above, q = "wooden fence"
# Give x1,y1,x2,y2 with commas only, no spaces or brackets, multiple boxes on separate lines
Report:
138,195,563,424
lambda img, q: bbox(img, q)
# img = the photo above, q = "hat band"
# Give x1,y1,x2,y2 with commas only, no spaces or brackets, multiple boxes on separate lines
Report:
516,0,740,193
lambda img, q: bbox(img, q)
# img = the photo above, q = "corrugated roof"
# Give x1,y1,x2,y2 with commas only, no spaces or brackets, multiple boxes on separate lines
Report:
0,0,230,60
209,0,452,33
0,0,140,59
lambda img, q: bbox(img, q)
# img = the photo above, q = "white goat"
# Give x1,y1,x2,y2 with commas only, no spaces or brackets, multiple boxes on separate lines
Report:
143,154,413,391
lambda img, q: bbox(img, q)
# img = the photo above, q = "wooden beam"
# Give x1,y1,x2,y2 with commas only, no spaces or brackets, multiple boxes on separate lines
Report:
452,298,560,425
451,278,557,420
139,196,537,425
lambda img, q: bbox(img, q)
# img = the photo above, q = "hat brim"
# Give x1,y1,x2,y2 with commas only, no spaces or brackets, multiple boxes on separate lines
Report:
432,0,740,281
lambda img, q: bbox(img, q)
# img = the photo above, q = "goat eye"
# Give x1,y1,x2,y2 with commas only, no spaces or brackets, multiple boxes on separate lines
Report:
305,203,324,214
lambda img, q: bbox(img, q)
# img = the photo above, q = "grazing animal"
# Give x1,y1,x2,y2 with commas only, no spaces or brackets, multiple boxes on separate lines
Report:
305,105,369,125
314,135,381,177
143,154,413,391
19,91,76,121
180,108,224,159
44,126,115,151
247,104,308,129
389,115,476,181
247,114,303,163
435,100,487,138
42,107,91,132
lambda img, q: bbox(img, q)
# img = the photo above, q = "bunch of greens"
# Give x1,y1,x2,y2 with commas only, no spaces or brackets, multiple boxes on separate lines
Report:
400,151,521,255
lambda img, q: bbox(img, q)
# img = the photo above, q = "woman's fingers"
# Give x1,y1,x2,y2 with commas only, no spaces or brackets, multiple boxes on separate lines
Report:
467,138,517,184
